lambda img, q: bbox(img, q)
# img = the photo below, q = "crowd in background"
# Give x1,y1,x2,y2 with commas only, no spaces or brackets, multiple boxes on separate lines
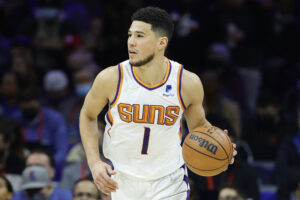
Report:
0,0,299,199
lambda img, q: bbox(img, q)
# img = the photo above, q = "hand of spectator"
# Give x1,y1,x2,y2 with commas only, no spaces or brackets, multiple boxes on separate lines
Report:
90,160,118,195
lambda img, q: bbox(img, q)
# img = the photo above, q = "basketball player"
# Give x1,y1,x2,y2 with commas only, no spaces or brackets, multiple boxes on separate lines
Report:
79,6,237,199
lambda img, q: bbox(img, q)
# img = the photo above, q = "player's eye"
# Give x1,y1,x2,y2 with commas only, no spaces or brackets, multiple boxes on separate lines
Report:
137,34,144,38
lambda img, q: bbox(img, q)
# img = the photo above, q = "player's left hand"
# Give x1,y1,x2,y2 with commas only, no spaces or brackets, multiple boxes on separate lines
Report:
223,129,237,165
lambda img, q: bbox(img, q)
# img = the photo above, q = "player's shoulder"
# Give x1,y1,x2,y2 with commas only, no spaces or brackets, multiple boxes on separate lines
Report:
182,68,202,89
93,65,119,86
180,68,204,106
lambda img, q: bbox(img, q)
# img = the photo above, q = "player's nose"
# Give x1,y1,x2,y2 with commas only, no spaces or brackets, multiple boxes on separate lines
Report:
128,37,136,47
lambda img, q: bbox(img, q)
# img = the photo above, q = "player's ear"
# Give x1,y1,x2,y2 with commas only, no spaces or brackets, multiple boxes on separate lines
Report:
158,36,168,50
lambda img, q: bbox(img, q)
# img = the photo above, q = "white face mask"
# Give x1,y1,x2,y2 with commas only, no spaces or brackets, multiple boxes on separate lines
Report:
75,83,92,98
27,193,47,200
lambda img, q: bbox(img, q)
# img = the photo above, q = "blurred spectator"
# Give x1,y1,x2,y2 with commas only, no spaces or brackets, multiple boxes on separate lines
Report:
21,149,72,199
60,119,106,191
203,0,269,113
201,70,242,138
244,90,285,160
205,43,247,110
0,70,22,120
19,89,69,174
282,79,300,134
12,165,72,200
218,184,246,200
83,16,107,66
0,118,26,175
0,35,10,69
72,178,109,200
64,2,89,34
10,54,38,91
274,107,300,200
67,47,101,76
43,69,71,109
290,180,300,200
0,0,32,38
263,0,300,94
12,165,50,200
0,175,13,200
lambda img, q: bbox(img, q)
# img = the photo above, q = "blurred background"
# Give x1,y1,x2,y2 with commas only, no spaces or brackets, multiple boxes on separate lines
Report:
0,0,299,200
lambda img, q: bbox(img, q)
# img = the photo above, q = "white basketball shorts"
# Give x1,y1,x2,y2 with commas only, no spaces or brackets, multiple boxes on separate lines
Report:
111,165,190,200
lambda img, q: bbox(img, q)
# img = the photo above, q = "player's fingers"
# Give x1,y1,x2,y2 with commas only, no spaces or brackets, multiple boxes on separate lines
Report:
107,167,117,175
94,173,116,191
232,143,236,149
96,179,116,193
223,129,228,135
233,149,237,156
94,181,108,194
101,173,118,190
230,157,235,164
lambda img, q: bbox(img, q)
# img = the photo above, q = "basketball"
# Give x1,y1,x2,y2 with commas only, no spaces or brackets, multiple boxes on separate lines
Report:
182,125,233,176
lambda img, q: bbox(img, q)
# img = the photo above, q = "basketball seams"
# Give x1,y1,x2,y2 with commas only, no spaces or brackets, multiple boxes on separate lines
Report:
222,133,233,164
212,128,233,164
185,160,228,172
193,131,229,160
183,143,228,161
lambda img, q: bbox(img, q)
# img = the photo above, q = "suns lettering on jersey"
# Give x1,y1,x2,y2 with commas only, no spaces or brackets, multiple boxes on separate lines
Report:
133,104,149,123
118,103,132,122
117,103,180,125
149,105,164,125
165,106,180,126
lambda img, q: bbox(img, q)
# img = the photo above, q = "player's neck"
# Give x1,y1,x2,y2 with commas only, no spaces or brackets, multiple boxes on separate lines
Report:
133,56,168,86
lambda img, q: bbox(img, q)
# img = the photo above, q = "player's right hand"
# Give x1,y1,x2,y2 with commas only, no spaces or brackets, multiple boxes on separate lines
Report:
90,160,118,195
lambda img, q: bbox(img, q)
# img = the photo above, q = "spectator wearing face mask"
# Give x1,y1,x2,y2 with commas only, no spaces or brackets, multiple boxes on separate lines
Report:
12,165,72,200
19,89,69,180
42,70,80,149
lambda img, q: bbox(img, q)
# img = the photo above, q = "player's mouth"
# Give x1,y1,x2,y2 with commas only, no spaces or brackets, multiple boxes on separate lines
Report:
128,50,137,57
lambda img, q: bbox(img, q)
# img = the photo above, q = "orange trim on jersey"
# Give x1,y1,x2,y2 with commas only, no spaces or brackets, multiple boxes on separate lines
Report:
178,120,182,140
107,110,114,124
110,63,124,108
132,58,171,89
177,64,186,111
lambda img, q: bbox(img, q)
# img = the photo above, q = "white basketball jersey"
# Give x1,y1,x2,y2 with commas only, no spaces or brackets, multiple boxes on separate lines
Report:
103,58,186,180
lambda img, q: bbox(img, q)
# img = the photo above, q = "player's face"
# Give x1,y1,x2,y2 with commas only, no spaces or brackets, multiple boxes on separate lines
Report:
128,21,157,66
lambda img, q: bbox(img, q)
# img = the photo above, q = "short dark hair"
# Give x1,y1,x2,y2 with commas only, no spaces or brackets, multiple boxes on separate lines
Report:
19,88,40,103
72,178,100,199
131,7,174,41
28,149,55,168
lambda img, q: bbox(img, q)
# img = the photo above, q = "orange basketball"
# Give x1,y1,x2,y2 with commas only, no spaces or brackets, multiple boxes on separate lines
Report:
182,125,233,176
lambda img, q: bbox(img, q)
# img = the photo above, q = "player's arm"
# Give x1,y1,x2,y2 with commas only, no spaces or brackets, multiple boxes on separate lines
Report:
182,69,237,164
79,66,119,194
181,69,211,130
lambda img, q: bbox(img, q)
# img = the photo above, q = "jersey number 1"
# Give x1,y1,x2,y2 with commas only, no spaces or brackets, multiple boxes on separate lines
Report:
141,127,150,154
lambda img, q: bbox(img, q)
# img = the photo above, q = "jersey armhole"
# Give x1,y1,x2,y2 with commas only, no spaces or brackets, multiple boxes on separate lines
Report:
177,65,186,111
110,63,124,108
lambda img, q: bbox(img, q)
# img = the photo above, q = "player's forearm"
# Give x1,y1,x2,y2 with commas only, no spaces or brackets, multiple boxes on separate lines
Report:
79,112,102,166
